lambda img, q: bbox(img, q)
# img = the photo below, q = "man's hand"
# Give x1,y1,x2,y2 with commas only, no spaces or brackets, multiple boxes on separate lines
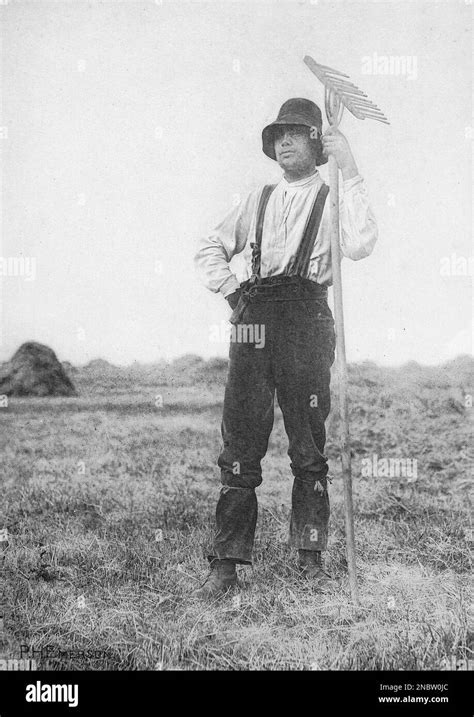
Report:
321,127,358,180
226,290,241,310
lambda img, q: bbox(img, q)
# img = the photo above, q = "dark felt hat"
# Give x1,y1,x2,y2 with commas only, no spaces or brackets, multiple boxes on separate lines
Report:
262,97,327,165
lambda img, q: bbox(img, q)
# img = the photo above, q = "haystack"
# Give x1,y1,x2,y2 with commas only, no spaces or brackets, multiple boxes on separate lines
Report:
0,342,77,397
84,358,117,373
61,360,78,376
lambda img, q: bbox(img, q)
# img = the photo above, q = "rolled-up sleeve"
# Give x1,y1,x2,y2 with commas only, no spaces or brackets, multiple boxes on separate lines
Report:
194,190,258,297
339,175,378,260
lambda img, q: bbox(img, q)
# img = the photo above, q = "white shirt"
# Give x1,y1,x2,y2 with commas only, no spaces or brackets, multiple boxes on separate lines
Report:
194,170,378,297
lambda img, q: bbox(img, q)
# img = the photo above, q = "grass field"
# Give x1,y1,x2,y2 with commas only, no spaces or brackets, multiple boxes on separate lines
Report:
0,356,472,671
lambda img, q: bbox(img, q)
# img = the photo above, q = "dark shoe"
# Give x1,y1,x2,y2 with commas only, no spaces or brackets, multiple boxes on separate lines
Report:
193,559,238,599
297,550,337,591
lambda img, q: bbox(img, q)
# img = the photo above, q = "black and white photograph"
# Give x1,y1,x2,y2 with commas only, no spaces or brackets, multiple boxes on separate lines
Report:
0,0,472,709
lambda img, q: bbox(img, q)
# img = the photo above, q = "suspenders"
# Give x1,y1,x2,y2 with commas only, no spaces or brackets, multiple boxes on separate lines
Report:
287,183,329,278
249,183,277,283
250,181,329,283
230,180,329,324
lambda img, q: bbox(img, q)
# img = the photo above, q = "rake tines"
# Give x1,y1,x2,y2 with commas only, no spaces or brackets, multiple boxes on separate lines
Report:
304,55,390,126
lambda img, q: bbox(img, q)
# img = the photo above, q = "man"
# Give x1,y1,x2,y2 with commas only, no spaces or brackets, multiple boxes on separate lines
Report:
194,98,377,598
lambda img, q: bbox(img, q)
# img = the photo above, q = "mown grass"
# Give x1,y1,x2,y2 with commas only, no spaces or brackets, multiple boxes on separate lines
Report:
0,358,472,670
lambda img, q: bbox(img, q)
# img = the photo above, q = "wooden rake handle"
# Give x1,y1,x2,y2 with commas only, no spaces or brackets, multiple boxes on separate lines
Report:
328,153,359,605
304,55,389,606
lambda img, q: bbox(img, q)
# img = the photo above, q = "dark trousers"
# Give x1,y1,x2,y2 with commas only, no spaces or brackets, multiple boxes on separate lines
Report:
211,276,336,565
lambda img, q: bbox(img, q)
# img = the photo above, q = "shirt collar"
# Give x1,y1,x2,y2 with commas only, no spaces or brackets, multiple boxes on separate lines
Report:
280,169,320,189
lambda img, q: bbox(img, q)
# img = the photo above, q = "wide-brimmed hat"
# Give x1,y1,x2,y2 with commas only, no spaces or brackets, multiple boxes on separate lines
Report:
262,97,327,165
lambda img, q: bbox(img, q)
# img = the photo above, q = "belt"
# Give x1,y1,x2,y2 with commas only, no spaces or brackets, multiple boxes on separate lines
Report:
241,274,328,300
230,274,328,324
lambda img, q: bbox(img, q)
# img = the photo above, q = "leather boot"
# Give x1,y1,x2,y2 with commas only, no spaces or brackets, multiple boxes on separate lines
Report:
193,559,238,599
297,550,337,591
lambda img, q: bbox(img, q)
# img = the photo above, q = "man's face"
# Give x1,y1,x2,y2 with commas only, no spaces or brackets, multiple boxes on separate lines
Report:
273,124,317,174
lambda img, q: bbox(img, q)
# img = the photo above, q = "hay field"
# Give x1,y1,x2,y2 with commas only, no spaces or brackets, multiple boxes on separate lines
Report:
0,356,472,670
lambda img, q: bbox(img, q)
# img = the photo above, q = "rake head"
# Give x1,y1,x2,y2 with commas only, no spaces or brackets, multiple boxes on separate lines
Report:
304,55,390,127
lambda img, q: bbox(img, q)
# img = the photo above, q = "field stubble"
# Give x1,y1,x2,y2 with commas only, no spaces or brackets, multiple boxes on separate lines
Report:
0,357,472,670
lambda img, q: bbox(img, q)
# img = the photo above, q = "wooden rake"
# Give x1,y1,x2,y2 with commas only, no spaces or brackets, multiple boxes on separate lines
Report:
304,56,389,605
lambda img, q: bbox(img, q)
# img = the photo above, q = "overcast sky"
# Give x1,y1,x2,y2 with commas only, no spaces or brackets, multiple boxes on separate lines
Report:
0,0,472,366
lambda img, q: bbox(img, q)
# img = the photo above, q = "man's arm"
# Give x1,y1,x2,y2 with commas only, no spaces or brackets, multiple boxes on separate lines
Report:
194,190,258,298
322,127,378,260
225,289,241,309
